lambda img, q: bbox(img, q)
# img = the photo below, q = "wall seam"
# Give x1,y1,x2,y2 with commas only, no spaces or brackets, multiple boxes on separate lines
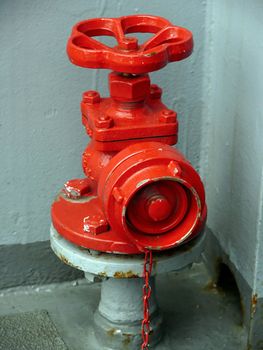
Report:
198,0,215,181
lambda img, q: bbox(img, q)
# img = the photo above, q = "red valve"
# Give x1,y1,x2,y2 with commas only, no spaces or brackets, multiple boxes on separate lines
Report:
67,15,193,74
51,15,206,254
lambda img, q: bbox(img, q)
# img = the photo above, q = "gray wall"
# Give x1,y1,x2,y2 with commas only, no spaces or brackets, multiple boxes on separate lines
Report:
0,0,207,245
202,0,263,296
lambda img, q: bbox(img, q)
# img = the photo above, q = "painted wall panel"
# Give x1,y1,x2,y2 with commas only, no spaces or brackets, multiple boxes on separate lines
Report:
203,0,263,292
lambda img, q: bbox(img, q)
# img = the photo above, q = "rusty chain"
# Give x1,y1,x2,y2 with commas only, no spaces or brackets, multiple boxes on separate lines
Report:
141,249,153,349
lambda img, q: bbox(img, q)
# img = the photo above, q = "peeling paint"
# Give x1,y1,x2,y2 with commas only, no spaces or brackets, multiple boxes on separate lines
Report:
122,333,132,345
58,254,80,270
98,272,107,278
203,281,219,294
144,51,157,57
121,206,126,218
62,192,97,204
107,328,119,336
113,270,139,278
136,179,150,188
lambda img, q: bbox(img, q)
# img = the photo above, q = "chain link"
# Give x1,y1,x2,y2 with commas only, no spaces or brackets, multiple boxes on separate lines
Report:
141,250,153,350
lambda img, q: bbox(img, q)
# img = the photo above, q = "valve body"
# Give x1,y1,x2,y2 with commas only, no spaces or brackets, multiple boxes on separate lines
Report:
51,15,207,254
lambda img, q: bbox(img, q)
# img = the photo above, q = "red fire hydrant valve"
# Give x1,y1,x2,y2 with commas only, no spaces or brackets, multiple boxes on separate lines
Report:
51,15,207,254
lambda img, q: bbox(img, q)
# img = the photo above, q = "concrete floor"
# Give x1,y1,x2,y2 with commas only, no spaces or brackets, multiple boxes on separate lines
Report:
0,263,247,350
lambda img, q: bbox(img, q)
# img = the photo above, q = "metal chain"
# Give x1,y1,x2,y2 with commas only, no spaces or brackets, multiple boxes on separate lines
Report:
141,249,153,350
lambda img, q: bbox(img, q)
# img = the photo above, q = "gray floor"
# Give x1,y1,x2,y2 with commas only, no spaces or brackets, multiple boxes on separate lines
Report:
0,310,68,350
0,263,247,350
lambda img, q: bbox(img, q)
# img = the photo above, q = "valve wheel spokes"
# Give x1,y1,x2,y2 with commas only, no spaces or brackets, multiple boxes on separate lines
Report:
67,15,193,73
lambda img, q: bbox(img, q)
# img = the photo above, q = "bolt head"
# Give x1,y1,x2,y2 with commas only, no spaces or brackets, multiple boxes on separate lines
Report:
95,115,113,129
64,178,90,199
83,214,109,235
82,90,100,104
159,109,177,123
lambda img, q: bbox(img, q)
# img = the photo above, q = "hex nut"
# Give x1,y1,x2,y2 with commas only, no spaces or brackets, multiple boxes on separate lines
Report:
82,90,101,104
64,178,90,199
95,115,113,129
83,215,109,235
109,72,150,102
159,109,177,123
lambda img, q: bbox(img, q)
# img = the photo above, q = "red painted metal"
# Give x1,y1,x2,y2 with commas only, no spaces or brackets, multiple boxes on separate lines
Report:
67,15,193,74
51,15,207,254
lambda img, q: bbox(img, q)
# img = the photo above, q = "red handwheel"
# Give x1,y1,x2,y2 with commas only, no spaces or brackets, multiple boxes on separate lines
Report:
67,15,193,74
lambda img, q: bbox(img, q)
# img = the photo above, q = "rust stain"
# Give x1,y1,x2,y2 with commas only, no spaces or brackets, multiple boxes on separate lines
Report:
203,281,219,294
107,330,132,346
98,272,107,278
107,328,117,336
58,254,77,269
122,333,132,346
113,270,139,278
144,51,157,57
251,293,258,315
